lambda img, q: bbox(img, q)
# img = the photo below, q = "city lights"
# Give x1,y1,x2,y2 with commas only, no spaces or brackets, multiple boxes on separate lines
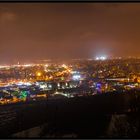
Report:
40,85,47,89
37,72,42,77
100,56,106,60
0,3,140,138
72,74,81,80
95,57,100,60
45,64,48,67
62,64,67,68
0,58,140,106
95,56,107,61
23,64,32,67
0,65,10,69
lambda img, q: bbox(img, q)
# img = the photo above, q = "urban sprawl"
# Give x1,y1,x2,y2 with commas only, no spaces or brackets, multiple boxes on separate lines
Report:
0,57,140,105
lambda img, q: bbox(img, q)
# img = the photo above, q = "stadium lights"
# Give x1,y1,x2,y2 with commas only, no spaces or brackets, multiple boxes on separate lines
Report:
95,56,107,61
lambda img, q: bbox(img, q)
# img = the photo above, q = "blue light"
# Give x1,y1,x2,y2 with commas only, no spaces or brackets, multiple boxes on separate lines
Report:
72,74,81,80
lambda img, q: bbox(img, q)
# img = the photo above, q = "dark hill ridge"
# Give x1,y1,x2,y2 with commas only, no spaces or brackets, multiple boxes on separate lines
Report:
0,91,140,138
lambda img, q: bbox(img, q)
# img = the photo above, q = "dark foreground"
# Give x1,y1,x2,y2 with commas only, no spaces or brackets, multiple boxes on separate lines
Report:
0,91,140,138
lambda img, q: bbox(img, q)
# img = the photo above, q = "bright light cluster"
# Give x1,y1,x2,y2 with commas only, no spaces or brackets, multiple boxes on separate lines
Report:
72,74,81,80
17,82,32,86
23,64,32,67
95,56,107,60
62,64,68,68
0,65,10,69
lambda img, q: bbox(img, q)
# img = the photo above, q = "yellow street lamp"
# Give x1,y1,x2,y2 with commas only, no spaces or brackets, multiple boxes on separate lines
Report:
37,72,42,77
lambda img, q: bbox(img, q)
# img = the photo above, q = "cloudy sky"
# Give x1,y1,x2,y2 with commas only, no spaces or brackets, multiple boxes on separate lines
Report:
0,3,140,64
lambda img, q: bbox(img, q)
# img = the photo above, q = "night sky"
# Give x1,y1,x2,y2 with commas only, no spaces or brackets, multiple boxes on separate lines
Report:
0,3,140,64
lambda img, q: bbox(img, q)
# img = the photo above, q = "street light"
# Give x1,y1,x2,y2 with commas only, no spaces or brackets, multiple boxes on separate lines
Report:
36,72,42,77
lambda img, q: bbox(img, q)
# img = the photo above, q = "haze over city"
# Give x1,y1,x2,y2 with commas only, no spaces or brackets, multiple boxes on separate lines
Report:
0,3,140,64
1,2,140,138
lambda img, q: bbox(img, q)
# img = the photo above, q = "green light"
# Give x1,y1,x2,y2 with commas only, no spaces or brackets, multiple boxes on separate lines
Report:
20,91,27,99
